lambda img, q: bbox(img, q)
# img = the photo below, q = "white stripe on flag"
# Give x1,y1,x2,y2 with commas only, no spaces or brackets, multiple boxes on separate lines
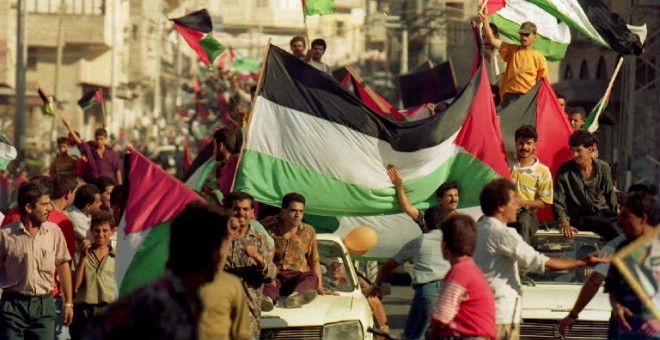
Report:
497,0,571,44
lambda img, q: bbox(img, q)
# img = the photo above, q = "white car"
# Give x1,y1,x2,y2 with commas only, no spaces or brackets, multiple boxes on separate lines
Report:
259,234,375,340
521,230,611,339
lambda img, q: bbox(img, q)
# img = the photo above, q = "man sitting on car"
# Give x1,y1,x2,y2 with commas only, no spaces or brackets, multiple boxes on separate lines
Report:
260,193,329,310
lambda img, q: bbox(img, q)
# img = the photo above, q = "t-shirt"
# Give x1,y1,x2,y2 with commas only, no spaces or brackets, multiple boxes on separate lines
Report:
498,42,548,97
511,158,553,205
430,257,496,339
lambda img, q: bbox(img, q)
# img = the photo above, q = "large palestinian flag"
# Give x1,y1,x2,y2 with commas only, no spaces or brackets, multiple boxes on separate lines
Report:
116,148,205,295
171,9,225,67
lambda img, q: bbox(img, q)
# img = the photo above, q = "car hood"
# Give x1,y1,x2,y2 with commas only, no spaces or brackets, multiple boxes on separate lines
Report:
261,293,369,328
522,283,611,321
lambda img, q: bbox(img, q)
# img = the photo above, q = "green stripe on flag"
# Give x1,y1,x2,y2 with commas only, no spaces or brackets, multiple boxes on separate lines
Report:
304,0,335,16
585,100,607,133
490,14,569,62
119,221,171,295
235,150,501,216
200,34,225,66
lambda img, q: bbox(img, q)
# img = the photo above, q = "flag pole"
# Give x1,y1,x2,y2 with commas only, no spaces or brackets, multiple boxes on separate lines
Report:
99,89,107,128
303,8,311,47
346,65,391,114
229,38,272,192
596,56,624,116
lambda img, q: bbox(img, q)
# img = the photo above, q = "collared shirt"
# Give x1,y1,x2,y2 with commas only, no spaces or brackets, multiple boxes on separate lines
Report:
224,226,276,337
263,219,320,273
473,216,549,324
73,246,117,305
50,154,79,176
0,220,71,296
250,220,274,246
392,229,450,285
499,42,548,97
82,273,202,340
511,157,553,205
77,142,121,183
199,271,252,340
66,205,91,243
553,158,617,223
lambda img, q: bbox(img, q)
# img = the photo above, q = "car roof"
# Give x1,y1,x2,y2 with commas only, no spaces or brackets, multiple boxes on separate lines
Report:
534,229,603,239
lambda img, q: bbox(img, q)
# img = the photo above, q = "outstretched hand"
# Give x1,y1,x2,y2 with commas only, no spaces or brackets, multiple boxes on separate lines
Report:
582,251,610,267
386,165,403,187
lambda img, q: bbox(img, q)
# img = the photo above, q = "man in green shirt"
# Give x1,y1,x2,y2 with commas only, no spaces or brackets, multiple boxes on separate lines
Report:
553,130,619,241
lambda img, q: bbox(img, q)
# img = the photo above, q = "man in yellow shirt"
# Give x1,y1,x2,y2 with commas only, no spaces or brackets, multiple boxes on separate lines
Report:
479,9,548,109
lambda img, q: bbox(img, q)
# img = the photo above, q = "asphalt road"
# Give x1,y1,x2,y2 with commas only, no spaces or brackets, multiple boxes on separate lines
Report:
381,284,413,339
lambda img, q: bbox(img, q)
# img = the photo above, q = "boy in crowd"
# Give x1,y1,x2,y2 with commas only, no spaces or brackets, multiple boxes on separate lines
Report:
50,137,79,177
70,211,117,339
566,106,587,132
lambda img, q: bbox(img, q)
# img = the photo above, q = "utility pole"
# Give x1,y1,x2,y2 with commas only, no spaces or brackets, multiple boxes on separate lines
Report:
52,1,66,150
14,0,27,167
110,0,118,130
401,25,408,74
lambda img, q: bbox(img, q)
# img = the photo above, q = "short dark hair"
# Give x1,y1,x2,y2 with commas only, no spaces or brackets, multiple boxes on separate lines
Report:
311,38,327,51
91,210,115,229
57,137,70,146
424,205,450,230
628,183,657,195
290,36,306,47
436,181,460,199
480,178,516,217
555,91,566,101
565,106,587,119
213,127,242,154
18,183,50,215
515,124,538,142
282,192,305,209
441,214,478,256
29,176,54,196
95,176,116,193
489,23,499,35
568,130,596,148
223,191,255,209
51,175,78,200
623,192,657,225
169,201,229,275
74,184,100,210
94,128,108,138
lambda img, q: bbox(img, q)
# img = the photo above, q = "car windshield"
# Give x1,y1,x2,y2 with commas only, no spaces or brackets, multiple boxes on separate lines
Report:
527,234,603,284
318,240,357,292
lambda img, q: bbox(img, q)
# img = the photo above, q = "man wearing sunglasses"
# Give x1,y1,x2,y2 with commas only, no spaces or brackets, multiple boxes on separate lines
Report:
478,8,548,109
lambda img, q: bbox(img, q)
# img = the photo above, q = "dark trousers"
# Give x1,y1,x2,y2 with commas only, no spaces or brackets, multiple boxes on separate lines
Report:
510,209,539,244
69,303,108,340
262,270,318,303
572,212,620,241
0,292,56,340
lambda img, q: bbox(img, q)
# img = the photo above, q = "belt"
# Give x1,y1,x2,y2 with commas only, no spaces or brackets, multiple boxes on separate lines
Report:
1,291,52,302
412,279,441,290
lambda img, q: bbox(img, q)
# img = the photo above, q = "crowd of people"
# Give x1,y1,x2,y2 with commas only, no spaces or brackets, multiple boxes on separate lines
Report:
0,9,658,340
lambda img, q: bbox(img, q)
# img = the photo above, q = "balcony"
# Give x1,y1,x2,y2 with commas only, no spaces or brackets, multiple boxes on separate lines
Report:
26,0,111,48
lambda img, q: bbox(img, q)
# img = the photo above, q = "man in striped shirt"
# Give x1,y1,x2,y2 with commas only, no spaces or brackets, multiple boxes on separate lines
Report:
0,183,73,339
510,125,553,243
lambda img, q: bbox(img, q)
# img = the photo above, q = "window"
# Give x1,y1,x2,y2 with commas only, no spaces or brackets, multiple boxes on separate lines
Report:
596,57,607,79
28,0,103,15
579,60,589,80
563,64,573,80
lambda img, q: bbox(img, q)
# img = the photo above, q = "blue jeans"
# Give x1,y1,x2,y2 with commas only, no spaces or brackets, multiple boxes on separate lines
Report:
403,280,441,340
54,296,71,340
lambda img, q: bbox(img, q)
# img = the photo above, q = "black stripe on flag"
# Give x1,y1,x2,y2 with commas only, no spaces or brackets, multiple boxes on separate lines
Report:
259,46,482,152
578,0,643,55
171,9,213,33
499,81,540,153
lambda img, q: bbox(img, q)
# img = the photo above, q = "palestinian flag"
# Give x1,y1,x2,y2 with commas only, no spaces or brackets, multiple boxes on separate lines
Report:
486,0,571,62
302,0,335,16
499,79,573,223
396,59,458,108
0,132,17,171
37,85,55,116
584,95,608,133
115,148,204,295
499,78,573,177
524,0,646,55
77,88,103,110
171,9,225,68
232,57,261,74
234,23,509,255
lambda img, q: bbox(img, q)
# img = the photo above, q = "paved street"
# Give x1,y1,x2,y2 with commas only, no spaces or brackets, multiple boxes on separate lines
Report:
381,284,413,339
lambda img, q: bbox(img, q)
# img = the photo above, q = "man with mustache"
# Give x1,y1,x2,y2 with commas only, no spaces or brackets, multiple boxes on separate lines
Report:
387,165,460,231
510,125,553,243
479,8,548,109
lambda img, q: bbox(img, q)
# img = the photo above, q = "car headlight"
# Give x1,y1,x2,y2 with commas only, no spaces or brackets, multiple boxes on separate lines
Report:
323,321,363,340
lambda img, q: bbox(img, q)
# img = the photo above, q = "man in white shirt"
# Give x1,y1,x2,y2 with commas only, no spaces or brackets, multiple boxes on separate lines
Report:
305,38,331,74
473,178,606,340
65,183,102,243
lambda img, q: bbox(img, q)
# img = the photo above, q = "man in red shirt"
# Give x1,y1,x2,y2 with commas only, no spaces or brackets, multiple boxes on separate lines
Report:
429,214,496,340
